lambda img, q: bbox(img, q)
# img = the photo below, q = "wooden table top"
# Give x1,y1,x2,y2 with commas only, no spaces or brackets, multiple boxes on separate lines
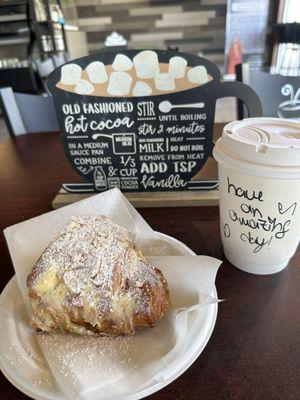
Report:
0,128,300,400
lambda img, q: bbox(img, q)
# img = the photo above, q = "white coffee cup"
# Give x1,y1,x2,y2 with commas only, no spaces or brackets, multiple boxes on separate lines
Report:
213,118,300,275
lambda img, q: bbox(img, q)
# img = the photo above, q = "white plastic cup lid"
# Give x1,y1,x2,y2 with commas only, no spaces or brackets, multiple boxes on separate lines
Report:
217,118,300,167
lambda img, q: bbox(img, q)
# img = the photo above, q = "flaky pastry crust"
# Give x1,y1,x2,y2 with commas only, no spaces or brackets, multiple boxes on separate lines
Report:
27,216,169,336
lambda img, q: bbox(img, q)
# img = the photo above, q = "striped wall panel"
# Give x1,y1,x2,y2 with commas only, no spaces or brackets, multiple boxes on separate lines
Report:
75,0,227,70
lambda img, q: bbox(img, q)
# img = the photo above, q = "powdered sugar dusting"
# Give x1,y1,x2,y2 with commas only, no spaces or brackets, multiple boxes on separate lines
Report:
27,216,169,335
36,312,174,396
38,332,138,385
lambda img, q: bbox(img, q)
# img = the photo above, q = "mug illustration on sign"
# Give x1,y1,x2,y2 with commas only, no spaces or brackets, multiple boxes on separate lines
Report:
47,50,262,192
278,84,300,119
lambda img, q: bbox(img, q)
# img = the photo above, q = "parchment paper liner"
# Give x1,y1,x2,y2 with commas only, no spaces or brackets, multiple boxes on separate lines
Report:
4,188,221,400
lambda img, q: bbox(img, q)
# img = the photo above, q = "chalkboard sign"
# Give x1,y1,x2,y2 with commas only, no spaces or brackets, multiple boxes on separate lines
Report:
237,64,300,119
47,49,262,192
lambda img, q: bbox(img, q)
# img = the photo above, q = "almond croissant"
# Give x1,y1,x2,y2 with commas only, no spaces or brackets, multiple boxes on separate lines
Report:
27,216,169,336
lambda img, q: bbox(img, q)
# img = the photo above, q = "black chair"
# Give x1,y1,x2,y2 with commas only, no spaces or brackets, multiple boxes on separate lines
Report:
0,87,58,137
0,67,40,94
236,63,300,119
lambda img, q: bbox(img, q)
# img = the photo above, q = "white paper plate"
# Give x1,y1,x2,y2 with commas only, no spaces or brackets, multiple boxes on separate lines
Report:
0,233,218,400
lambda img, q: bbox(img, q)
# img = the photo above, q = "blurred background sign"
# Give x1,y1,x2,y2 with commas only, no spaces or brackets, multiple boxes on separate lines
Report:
224,0,270,76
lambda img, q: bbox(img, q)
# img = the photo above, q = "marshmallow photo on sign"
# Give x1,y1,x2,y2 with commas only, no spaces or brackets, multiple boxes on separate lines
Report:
56,50,213,97
47,49,262,193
